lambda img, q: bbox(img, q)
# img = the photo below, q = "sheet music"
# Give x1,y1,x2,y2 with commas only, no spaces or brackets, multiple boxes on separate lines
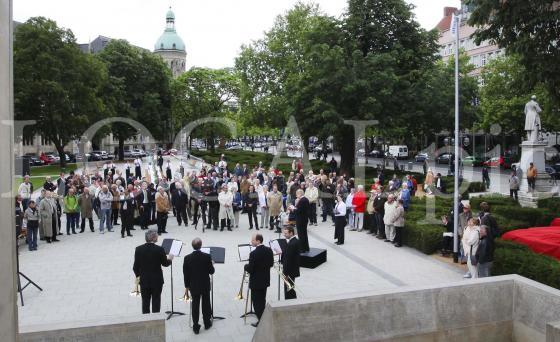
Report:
238,245,255,261
269,240,283,255
169,240,183,257
200,247,211,255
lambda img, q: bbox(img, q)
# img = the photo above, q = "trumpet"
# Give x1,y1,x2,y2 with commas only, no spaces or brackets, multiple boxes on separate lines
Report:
178,288,191,302
130,277,141,297
235,271,248,300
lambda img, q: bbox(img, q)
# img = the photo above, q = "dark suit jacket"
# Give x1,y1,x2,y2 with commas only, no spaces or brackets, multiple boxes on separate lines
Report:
133,243,171,288
183,250,215,295
295,196,310,224
282,237,300,279
244,245,274,290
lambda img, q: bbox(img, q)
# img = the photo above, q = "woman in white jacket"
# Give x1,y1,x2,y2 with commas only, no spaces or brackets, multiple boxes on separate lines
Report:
218,184,234,231
462,217,481,279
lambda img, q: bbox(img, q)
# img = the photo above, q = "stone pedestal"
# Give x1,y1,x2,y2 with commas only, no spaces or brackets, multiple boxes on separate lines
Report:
518,141,558,207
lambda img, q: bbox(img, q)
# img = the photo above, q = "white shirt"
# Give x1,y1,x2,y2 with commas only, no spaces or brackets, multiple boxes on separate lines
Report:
345,193,354,209
334,201,347,216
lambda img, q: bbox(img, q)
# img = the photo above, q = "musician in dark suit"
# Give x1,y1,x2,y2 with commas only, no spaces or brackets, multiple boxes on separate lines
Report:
282,226,300,299
183,238,215,334
291,189,310,253
244,233,274,327
132,229,173,314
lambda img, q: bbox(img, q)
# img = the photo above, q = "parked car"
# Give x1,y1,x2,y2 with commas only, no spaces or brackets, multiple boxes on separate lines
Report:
367,150,385,158
87,152,102,161
133,149,147,157
545,166,560,180
387,145,409,159
226,145,244,150
414,153,429,163
92,150,110,160
435,153,454,164
22,154,44,166
462,155,485,167
483,156,512,169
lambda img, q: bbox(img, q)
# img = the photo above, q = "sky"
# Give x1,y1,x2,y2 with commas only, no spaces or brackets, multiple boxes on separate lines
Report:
13,0,461,69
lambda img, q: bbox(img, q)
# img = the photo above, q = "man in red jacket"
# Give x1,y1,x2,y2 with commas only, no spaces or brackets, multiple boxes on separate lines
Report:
352,185,367,232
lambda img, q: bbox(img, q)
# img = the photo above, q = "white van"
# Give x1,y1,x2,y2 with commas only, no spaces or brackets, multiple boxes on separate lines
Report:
388,145,409,159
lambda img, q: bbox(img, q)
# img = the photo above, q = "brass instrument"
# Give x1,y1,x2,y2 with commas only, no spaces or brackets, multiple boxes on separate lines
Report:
178,288,191,302
273,261,296,292
235,271,248,300
130,277,141,297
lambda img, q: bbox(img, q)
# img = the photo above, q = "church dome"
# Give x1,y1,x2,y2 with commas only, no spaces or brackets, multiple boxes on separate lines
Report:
154,7,185,52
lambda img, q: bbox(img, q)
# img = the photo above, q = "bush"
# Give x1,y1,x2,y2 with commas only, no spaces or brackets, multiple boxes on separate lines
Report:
493,206,556,228
467,181,486,193
538,198,560,213
470,194,520,210
403,221,444,255
493,239,560,289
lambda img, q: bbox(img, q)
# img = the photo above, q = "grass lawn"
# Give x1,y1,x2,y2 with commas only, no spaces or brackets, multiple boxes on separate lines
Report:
14,163,78,194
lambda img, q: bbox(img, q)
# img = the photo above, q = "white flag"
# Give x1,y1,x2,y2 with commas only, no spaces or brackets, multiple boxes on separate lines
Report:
451,14,462,35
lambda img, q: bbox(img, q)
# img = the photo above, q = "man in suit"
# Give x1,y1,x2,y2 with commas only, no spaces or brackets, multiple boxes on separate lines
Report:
291,189,310,253
135,182,151,230
282,226,300,299
132,229,173,314
183,238,215,334
244,233,274,327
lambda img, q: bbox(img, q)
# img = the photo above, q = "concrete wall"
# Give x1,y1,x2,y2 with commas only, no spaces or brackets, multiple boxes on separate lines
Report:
254,275,560,342
0,0,19,341
19,315,165,342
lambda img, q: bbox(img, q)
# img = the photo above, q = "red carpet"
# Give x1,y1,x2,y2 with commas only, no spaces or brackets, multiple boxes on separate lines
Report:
502,221,560,260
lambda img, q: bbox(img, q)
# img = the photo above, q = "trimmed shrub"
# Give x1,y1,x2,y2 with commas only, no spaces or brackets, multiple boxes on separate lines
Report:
470,194,520,209
403,221,444,255
467,181,486,193
494,239,560,289
493,207,556,228
538,197,560,213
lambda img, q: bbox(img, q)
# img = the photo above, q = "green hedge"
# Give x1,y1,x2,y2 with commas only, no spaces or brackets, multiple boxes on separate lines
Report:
467,181,486,193
538,198,560,212
470,194,520,210
403,221,444,255
493,239,560,289
493,206,555,228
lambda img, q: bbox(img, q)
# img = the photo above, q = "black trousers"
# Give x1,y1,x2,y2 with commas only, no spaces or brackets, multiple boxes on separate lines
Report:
394,226,403,246
309,203,317,224
207,206,219,229
141,203,151,229
375,212,386,239
284,277,297,299
528,177,536,191
269,215,279,231
247,206,259,229
176,205,188,225
365,213,375,233
322,199,334,222
121,211,133,236
141,284,163,314
251,288,267,320
510,189,519,200
80,217,94,232
191,291,212,328
220,218,231,230
112,208,119,225
135,166,142,179
334,215,346,243
156,212,168,233
297,221,310,252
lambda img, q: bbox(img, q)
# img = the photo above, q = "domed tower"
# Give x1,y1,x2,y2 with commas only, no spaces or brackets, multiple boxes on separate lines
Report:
154,7,186,77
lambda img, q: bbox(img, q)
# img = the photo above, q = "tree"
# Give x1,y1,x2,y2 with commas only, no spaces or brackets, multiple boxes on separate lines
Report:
479,55,555,136
97,40,172,160
465,0,560,115
171,67,239,152
14,17,106,167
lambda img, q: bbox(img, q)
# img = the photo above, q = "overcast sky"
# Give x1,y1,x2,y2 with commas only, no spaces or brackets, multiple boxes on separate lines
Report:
14,0,461,69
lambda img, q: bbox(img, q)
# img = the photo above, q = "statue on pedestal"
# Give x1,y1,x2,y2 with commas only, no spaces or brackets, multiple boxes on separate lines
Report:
524,95,543,142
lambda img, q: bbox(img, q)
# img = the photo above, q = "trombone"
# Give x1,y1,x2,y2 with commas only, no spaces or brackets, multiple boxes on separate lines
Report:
235,271,252,324
273,261,302,297
178,288,193,328
130,277,141,297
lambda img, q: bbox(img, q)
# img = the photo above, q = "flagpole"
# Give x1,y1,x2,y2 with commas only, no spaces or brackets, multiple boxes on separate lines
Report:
452,12,461,264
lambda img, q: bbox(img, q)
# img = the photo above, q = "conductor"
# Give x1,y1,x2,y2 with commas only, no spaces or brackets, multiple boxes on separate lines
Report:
291,189,310,252
133,229,174,314
282,226,300,299
244,233,274,327
183,237,215,334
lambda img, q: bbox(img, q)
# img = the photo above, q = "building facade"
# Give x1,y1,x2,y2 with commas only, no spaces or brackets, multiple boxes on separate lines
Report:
153,7,186,78
436,3,503,79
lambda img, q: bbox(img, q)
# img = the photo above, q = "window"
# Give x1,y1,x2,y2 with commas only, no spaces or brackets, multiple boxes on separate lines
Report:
481,54,487,66
172,43,176,49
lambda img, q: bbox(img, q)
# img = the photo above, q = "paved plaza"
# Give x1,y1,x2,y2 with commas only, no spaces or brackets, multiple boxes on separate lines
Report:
17,203,464,341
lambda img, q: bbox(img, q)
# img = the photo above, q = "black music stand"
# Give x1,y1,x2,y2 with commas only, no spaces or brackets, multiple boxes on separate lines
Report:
269,239,287,300
237,244,256,318
16,240,42,306
205,246,225,321
162,238,185,320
